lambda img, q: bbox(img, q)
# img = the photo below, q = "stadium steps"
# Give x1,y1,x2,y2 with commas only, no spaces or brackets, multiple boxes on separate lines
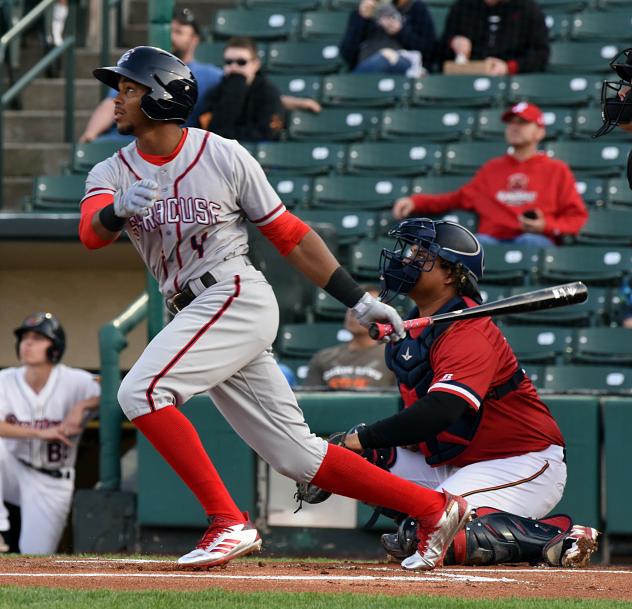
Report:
21,78,101,111
3,109,92,143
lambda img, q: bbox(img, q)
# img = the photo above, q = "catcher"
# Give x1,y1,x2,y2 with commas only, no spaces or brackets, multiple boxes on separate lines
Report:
296,218,599,568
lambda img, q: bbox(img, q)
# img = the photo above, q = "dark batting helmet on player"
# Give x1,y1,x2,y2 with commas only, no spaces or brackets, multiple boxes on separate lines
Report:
379,218,484,304
594,47,632,138
94,46,198,123
14,312,66,363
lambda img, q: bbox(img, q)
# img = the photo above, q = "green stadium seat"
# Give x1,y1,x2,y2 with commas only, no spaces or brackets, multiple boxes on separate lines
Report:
349,237,393,279
312,176,411,210
256,142,346,175
539,246,632,285
504,325,573,364
301,11,347,39
521,364,545,387
327,0,358,9
573,327,632,365
380,108,477,142
267,73,322,99
606,177,632,208
598,0,632,9
267,175,312,208
276,322,349,359
478,284,512,303
322,74,412,107
410,175,471,195
71,141,122,174
288,108,380,141
346,142,443,176
411,75,504,107
548,41,619,73
507,74,598,106
442,142,509,174
570,10,632,41
428,5,449,31
195,41,226,66
475,107,574,141
296,209,378,244
538,0,588,10
577,208,632,245
280,357,311,385
30,175,86,211
266,41,343,73
312,289,347,320
211,10,300,40
545,141,628,177
542,364,632,392
482,245,540,285
242,0,322,8
573,107,631,141
573,176,608,207
544,12,572,41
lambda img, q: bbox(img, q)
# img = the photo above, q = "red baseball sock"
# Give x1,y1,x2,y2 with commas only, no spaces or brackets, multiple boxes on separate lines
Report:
133,406,243,523
311,444,446,523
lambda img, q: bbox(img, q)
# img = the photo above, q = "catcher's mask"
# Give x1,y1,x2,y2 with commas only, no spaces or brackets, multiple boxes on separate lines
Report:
379,218,484,304
594,48,632,138
14,312,66,364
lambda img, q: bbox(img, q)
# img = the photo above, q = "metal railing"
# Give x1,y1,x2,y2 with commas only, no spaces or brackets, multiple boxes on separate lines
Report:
0,0,76,208
99,0,122,96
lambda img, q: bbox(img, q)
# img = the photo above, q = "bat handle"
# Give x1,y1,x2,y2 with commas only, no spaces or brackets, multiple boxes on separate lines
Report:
369,317,433,340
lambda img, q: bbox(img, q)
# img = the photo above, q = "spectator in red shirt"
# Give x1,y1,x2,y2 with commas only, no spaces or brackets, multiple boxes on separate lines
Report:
392,102,588,247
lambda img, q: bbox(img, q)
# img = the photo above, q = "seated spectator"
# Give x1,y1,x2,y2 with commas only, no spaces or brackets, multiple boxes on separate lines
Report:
617,278,632,329
392,102,588,247
339,0,435,76
197,37,285,142
437,0,549,75
304,286,397,390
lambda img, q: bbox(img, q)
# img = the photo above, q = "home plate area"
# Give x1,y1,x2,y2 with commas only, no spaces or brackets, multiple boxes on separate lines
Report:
0,556,631,600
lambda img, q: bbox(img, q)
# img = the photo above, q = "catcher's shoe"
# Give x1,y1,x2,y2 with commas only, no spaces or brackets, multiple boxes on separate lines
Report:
543,525,600,568
401,491,472,571
177,512,262,568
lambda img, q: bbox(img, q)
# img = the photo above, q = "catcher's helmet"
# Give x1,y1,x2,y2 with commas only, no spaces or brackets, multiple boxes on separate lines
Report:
594,48,632,138
379,218,484,304
14,312,66,364
94,46,198,123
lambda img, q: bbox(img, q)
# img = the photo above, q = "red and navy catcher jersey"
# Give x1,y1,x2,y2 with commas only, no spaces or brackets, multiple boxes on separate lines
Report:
386,297,565,467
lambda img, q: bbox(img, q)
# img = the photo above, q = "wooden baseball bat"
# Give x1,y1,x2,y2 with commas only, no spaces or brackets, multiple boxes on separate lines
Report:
369,281,588,340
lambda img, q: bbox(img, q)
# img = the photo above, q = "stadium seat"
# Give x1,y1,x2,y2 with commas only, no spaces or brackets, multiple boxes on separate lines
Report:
211,10,300,40
348,237,393,279
442,142,509,174
346,142,443,176
573,176,608,207
570,10,632,41
267,73,322,99
312,289,347,320
475,107,573,141
267,175,312,208
322,73,411,107
539,246,632,285
538,0,588,10
482,245,540,285
279,357,311,385
328,0,358,9
288,108,380,141
507,74,598,106
478,284,512,303
577,208,632,245
266,41,343,73
380,108,477,142
545,141,628,177
428,5,449,32
276,322,350,359
296,209,378,244
256,142,346,175
542,364,632,392
503,325,573,364
410,175,471,195
606,177,632,208
311,176,411,210
242,0,322,8
411,75,504,107
573,327,632,365
30,175,86,211
573,107,631,141
522,364,545,388
544,12,572,41
301,11,347,40
71,141,122,174
548,41,619,73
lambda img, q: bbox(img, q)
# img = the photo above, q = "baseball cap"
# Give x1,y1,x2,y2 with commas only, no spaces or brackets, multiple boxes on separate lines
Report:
501,102,545,127
173,7,200,36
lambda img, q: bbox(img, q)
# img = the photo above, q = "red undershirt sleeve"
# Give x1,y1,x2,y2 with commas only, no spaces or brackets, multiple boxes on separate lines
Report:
257,210,311,256
79,193,117,249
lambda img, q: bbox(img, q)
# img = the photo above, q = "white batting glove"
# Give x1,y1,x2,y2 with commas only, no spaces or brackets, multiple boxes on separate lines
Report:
352,292,406,343
114,179,159,218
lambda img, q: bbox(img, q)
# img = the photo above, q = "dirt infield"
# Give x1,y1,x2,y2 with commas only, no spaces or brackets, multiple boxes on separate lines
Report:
1,556,631,600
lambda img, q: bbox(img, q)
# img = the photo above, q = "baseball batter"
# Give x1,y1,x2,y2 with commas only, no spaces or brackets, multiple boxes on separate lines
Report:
79,46,472,571
0,313,100,554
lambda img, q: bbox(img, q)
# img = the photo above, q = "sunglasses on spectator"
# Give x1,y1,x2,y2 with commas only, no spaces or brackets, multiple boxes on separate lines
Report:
224,58,250,66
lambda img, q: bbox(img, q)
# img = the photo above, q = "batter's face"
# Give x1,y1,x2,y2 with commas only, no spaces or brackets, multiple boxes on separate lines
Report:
504,116,545,147
18,331,52,366
114,77,154,135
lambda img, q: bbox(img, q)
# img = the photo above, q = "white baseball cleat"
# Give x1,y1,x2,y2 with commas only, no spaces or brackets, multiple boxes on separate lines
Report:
543,525,600,568
177,513,262,568
401,491,472,571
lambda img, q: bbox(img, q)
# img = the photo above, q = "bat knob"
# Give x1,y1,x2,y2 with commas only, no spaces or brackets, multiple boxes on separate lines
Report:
369,322,389,340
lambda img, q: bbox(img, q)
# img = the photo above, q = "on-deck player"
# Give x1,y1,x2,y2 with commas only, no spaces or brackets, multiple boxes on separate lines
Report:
0,313,100,554
78,46,473,571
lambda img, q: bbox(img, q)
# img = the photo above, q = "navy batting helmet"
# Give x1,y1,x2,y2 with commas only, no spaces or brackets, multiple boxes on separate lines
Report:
14,312,66,364
379,218,484,304
94,46,198,123
594,47,632,138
